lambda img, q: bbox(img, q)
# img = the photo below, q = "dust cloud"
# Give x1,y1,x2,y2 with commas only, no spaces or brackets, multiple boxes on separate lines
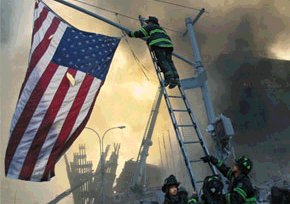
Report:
1,0,289,203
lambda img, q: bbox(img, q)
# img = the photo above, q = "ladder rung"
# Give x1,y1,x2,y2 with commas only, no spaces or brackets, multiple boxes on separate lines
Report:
177,125,194,127
190,159,203,163
172,109,188,112
167,95,183,99
183,141,200,144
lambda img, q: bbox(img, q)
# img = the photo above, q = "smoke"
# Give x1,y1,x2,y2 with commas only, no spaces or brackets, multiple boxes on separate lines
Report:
191,0,290,184
1,0,290,203
172,0,290,61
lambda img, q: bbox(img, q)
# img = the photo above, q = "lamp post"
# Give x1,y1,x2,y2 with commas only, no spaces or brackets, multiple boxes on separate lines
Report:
85,125,126,204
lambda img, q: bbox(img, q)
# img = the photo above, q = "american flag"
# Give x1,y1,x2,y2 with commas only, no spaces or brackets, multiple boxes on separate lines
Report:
5,1,120,182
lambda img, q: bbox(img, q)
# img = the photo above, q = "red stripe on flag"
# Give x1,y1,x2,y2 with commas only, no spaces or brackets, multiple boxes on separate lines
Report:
30,3,46,49
41,74,95,181
32,7,49,38
48,91,99,179
19,16,60,101
35,2,39,10
18,69,77,180
61,82,103,155
5,63,59,175
48,82,104,178
28,17,61,78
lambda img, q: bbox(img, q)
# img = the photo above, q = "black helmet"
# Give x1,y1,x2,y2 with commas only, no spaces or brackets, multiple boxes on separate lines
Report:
202,175,224,196
162,175,180,192
145,16,159,25
235,155,253,174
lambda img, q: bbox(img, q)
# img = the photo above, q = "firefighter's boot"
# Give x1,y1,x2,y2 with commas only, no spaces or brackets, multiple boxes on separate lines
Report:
164,71,174,87
168,79,178,89
168,75,179,89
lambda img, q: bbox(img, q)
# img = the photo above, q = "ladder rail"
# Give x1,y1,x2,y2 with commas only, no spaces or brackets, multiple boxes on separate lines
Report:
149,49,218,192
149,50,198,191
178,86,218,175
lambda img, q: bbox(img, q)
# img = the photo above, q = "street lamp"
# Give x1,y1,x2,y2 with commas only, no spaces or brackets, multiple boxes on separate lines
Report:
85,125,126,204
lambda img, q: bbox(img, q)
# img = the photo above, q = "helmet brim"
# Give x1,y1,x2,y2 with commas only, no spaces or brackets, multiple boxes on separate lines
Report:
161,182,180,192
144,19,159,25
144,19,150,23
235,161,252,174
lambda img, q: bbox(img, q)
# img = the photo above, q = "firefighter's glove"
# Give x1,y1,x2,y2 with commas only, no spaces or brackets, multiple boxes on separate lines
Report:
201,155,211,163
127,31,133,37
200,155,218,165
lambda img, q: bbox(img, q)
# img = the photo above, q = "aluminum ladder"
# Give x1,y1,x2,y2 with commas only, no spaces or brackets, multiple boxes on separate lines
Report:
148,48,218,192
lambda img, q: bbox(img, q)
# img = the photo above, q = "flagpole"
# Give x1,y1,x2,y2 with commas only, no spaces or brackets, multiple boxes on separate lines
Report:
52,0,194,66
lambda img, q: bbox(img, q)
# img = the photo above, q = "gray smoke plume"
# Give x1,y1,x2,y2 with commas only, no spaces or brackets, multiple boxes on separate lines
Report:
1,0,290,203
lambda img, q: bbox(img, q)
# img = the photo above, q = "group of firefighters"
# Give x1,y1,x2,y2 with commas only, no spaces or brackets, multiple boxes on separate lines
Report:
128,17,256,204
161,155,256,204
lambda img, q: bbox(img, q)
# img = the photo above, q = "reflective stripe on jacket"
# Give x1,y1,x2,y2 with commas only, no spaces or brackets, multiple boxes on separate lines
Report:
215,160,257,204
130,24,173,48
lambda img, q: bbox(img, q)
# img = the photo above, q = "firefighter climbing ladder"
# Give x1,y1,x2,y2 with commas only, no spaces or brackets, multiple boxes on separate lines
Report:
138,16,218,192
150,47,217,190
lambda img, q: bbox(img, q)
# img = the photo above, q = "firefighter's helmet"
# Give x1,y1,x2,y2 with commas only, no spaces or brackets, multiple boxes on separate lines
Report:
235,155,253,174
162,175,180,192
202,175,224,196
145,16,159,25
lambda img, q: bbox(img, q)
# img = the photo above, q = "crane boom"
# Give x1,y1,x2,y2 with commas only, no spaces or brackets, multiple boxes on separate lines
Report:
132,87,163,188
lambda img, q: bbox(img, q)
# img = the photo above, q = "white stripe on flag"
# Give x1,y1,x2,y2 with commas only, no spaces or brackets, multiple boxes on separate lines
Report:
30,11,56,61
10,22,67,133
34,2,45,21
36,77,101,181
7,66,68,178
65,77,101,144
30,71,87,181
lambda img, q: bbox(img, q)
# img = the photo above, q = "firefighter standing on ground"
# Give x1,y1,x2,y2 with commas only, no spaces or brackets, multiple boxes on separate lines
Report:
201,155,257,204
187,175,224,204
201,175,225,204
127,16,179,89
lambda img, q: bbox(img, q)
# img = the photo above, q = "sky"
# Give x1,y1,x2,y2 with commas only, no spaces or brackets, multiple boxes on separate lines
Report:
1,0,290,203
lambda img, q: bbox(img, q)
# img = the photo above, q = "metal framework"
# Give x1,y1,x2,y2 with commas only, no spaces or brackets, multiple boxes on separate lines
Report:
47,144,120,204
181,14,234,160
